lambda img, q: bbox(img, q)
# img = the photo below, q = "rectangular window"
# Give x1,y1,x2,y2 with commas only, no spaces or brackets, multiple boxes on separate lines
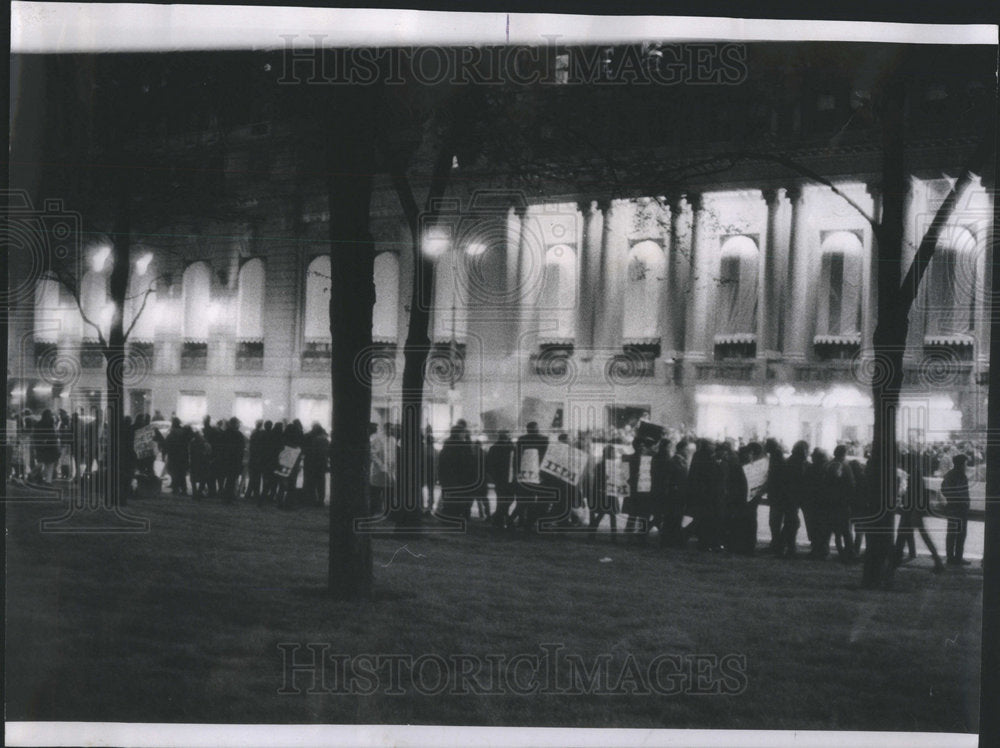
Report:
181,342,208,371
301,341,331,372
80,341,104,369
236,341,264,370
177,392,207,424
296,395,330,431
233,393,264,428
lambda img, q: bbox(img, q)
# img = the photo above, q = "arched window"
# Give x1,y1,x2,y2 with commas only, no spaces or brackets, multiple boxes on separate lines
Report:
33,277,62,343
716,236,759,338
126,258,158,343
372,252,399,343
432,249,468,343
81,270,111,341
236,258,265,341
182,262,211,341
925,225,978,341
304,255,331,341
623,240,666,342
815,231,863,339
539,244,577,342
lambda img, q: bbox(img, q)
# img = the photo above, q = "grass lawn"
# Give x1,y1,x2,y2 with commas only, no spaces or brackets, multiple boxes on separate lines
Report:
5,489,983,732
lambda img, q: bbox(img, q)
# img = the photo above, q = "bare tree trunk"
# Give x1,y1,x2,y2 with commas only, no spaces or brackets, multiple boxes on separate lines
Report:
389,141,455,530
104,169,132,509
327,87,377,599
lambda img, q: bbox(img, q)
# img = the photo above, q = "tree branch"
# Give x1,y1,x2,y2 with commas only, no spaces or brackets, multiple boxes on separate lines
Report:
898,133,994,311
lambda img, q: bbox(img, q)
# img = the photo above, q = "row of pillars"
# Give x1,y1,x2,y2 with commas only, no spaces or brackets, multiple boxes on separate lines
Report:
502,183,887,362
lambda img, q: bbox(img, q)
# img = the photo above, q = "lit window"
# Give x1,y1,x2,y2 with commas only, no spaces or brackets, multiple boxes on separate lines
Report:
296,395,330,431
623,240,666,343
33,277,62,343
182,262,212,341
233,393,264,427
432,248,468,343
126,257,158,342
372,252,399,344
81,270,110,341
304,256,331,341
924,225,979,342
539,244,577,342
236,258,265,341
715,236,758,340
815,231,863,340
176,392,207,424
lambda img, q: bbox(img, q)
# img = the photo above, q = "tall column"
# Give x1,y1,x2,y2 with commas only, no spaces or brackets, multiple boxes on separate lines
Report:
515,204,543,354
785,184,811,361
902,177,924,358
594,199,632,353
761,188,790,356
862,184,881,351
667,194,691,353
683,193,712,360
505,204,523,355
577,200,604,354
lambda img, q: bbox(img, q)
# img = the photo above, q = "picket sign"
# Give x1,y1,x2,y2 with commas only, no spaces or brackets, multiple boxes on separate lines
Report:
518,448,541,485
636,455,653,493
133,425,158,460
743,457,770,502
276,446,302,478
605,459,630,498
539,442,589,487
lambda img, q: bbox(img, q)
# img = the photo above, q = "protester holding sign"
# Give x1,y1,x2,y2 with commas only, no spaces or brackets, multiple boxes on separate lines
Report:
624,436,658,540
513,422,549,533
588,445,624,540
486,431,516,529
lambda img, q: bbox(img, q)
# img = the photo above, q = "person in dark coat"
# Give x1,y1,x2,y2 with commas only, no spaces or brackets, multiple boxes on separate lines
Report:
471,437,490,521
202,415,220,497
847,454,868,557
725,443,756,555
486,431,515,528
686,439,724,551
893,447,945,572
244,420,267,501
163,418,190,495
624,437,657,540
219,418,246,503
189,427,212,498
262,422,284,502
422,427,437,516
942,453,971,565
822,445,857,562
660,439,689,548
649,439,673,542
780,441,810,557
437,425,477,519
512,422,550,533
805,448,830,557
764,438,787,555
588,445,622,540
302,422,330,507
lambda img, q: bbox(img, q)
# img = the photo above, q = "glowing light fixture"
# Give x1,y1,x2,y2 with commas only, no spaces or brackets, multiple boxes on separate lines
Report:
91,244,111,272
135,252,153,276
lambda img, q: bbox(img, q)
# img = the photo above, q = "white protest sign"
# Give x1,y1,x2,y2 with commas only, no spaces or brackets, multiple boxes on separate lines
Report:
605,459,630,498
518,448,541,485
540,441,589,487
133,425,158,459
276,446,302,478
743,457,770,502
636,454,653,493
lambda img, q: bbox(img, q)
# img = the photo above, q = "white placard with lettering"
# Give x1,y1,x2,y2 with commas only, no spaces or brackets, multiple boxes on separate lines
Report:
518,448,541,485
743,457,770,502
540,442,588,487
605,459,630,498
636,455,652,493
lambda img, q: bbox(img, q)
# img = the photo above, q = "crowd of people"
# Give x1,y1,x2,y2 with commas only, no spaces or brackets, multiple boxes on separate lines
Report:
382,419,979,569
7,408,331,508
7,406,980,568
